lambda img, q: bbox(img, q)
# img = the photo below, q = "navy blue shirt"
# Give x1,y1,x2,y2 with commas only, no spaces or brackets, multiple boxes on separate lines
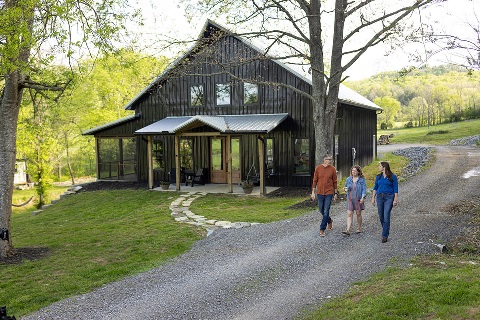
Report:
373,174,398,194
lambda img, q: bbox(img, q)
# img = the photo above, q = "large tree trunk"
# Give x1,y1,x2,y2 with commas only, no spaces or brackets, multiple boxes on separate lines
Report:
0,71,23,257
310,0,347,165
0,0,34,257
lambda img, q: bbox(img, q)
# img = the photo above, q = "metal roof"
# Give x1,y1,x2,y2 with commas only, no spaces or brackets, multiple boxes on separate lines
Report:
123,20,381,112
135,113,289,135
82,114,139,135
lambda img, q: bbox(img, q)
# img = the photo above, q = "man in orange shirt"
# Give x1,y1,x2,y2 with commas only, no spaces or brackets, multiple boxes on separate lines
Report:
311,155,338,237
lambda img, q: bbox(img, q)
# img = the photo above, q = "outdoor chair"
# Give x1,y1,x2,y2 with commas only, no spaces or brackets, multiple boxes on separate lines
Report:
188,168,208,187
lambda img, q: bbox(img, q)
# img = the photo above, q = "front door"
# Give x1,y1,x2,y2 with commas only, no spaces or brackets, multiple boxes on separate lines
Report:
210,137,241,183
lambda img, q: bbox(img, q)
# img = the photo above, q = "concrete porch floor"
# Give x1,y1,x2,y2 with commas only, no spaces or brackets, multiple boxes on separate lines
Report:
152,183,280,195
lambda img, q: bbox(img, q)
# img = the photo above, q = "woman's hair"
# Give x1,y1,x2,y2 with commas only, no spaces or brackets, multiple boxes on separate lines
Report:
351,165,364,178
377,161,393,181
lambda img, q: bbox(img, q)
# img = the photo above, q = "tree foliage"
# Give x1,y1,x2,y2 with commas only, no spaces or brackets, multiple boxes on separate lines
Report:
179,0,446,164
0,0,140,257
348,65,480,127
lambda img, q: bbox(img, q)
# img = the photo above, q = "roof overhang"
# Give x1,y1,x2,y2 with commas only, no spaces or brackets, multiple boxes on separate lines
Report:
82,114,140,135
135,113,289,135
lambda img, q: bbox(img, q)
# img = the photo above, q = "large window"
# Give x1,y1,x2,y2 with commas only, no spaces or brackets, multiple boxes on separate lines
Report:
98,138,136,179
152,137,164,170
243,82,258,104
293,138,309,174
190,85,204,107
180,138,193,170
216,83,231,106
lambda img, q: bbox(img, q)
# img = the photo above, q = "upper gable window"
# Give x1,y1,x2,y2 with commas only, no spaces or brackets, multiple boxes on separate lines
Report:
190,85,204,107
243,82,258,105
216,83,231,106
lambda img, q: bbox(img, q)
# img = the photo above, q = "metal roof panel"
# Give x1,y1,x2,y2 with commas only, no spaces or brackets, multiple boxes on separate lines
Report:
134,114,289,135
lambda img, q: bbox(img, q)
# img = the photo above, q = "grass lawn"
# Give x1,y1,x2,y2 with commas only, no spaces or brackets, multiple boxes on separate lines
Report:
379,118,480,145
3,190,204,316
190,193,312,223
3,119,479,318
299,255,480,320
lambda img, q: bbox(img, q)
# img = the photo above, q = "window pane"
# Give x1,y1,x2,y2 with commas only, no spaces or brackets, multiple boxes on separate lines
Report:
216,83,230,106
293,138,309,174
266,138,274,174
191,85,204,107
211,138,223,170
231,138,240,171
180,139,193,170
244,82,258,104
152,138,164,170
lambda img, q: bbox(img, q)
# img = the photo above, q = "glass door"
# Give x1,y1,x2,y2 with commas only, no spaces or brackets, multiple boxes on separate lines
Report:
210,137,241,183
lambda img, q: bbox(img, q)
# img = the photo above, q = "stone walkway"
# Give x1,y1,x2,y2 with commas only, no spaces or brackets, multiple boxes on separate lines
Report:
168,191,260,236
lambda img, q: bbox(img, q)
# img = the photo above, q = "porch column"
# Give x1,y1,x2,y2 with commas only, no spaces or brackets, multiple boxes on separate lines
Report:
147,136,153,189
175,135,181,191
258,135,265,195
227,135,233,193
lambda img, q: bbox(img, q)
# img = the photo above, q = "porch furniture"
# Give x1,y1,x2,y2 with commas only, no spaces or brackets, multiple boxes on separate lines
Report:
186,168,208,187
169,167,186,184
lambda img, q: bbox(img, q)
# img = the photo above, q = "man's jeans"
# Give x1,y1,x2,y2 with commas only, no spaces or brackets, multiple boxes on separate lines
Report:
317,194,333,231
376,193,394,238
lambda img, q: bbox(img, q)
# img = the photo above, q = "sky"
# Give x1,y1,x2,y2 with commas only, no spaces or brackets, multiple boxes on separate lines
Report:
129,0,478,80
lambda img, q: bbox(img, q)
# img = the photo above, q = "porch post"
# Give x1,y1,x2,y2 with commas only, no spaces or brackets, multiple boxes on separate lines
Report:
175,135,181,191
147,136,153,189
258,134,265,195
227,135,233,193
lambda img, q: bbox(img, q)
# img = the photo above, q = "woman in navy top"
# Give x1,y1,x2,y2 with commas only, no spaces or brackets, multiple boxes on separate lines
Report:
371,161,398,243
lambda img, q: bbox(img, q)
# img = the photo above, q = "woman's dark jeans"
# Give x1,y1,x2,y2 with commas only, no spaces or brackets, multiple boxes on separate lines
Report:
317,194,333,231
376,193,394,238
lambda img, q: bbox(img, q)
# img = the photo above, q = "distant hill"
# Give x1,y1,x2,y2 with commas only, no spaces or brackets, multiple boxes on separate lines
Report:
345,64,480,127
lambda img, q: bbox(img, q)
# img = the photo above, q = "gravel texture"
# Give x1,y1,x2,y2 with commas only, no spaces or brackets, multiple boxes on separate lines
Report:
450,134,480,147
21,145,480,320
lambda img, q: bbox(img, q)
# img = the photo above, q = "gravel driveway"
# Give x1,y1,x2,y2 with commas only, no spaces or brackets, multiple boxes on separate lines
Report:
22,145,480,320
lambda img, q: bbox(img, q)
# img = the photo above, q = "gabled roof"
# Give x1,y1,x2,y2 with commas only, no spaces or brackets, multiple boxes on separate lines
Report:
82,114,139,135
135,113,289,134
123,20,381,112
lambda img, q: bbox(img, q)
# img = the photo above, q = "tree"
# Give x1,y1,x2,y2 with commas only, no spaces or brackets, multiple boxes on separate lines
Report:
181,0,446,163
374,96,401,128
0,0,138,257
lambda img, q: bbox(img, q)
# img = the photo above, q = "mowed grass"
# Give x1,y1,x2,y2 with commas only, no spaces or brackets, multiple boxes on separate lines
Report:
190,193,313,223
2,190,204,316
379,118,480,145
299,255,480,320
3,118,480,318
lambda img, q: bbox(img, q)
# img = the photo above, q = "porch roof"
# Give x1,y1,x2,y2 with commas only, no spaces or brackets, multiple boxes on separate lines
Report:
135,113,289,135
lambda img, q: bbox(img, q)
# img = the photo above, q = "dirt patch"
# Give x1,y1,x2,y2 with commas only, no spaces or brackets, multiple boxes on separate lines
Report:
76,181,149,192
0,247,50,265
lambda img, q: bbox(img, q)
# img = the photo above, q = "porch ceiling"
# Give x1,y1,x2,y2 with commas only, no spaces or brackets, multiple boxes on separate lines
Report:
134,113,289,135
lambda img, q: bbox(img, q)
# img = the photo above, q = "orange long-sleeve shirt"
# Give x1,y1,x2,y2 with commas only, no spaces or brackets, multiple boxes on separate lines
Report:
311,164,338,195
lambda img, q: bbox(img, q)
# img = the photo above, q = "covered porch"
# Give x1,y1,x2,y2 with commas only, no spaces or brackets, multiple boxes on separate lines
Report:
136,113,289,195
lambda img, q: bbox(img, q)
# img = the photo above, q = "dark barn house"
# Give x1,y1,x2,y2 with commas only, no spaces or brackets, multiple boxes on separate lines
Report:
84,20,382,194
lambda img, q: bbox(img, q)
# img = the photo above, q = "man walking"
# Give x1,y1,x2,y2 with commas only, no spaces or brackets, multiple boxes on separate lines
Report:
311,155,338,237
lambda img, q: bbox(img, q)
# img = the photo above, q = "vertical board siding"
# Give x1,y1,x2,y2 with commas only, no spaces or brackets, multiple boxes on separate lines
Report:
93,30,378,187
